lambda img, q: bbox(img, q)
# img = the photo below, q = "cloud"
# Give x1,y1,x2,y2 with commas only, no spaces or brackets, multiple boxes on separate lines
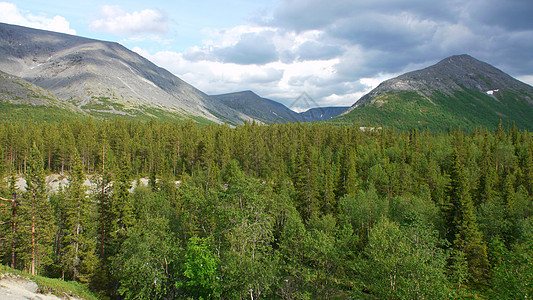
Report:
213,31,278,65
517,75,533,87
90,5,168,36
0,2,75,34
295,40,344,61
466,0,533,31
264,0,533,81
131,0,533,107
182,28,280,65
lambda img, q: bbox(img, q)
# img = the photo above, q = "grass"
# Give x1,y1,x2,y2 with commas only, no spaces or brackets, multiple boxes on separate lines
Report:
0,102,84,123
0,264,99,300
83,103,215,124
330,88,533,132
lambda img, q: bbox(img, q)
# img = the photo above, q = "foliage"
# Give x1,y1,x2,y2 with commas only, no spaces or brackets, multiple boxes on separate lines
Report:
114,214,180,300
0,255,98,300
181,236,220,298
0,119,531,299
331,89,533,131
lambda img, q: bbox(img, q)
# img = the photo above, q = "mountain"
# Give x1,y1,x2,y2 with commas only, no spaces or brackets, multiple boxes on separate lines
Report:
336,54,533,130
0,70,86,121
299,107,349,122
0,22,250,124
213,90,349,123
0,70,67,106
212,91,301,123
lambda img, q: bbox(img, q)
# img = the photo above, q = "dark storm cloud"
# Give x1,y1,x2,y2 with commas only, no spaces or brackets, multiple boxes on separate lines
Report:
213,31,278,65
182,31,279,65
295,40,344,61
468,0,533,31
269,0,459,31
267,0,533,79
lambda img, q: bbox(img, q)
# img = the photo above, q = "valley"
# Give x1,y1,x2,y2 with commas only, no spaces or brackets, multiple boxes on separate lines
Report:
0,22,532,300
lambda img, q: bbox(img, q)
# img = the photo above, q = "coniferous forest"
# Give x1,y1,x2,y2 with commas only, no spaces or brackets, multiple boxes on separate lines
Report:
0,119,532,299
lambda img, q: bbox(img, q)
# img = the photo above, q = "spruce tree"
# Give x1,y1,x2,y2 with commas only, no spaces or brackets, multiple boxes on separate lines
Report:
446,147,490,287
114,153,134,240
92,142,116,295
293,142,319,220
22,143,55,275
63,151,97,282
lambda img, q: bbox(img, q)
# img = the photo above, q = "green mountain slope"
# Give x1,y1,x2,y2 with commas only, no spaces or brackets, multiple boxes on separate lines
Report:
333,55,533,131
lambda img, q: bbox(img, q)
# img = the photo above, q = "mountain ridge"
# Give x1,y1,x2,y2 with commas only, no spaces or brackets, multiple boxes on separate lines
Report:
336,54,533,130
213,90,348,123
0,22,251,124
349,54,533,109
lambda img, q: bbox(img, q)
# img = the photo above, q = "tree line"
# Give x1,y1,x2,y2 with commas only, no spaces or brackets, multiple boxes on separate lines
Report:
0,119,532,299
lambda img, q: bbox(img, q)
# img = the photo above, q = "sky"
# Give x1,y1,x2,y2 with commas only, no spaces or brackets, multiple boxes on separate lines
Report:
1,0,533,110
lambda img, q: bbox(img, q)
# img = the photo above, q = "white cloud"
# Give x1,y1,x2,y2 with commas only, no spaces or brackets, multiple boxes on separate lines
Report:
130,23,392,107
323,92,365,107
360,73,397,90
133,44,363,107
0,2,75,34
517,75,533,87
90,5,168,36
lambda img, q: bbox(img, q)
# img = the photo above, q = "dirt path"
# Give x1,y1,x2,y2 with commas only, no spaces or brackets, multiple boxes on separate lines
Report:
0,275,63,300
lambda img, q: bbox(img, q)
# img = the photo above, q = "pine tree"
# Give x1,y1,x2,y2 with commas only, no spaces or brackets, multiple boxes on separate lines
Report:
0,175,20,269
22,143,55,275
92,142,116,295
293,142,319,220
446,147,490,286
62,151,97,282
114,153,134,240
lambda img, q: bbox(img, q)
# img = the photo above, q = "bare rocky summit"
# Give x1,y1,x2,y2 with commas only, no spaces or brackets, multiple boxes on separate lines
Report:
337,54,533,130
348,54,533,110
0,22,250,123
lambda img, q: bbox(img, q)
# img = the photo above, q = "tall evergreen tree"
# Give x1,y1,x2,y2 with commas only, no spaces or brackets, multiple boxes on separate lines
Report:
114,153,134,241
0,175,20,269
22,143,55,275
92,141,117,295
445,147,490,287
293,142,319,220
62,151,97,282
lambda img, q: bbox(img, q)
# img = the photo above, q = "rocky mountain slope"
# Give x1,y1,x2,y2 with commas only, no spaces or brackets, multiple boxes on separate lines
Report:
213,91,301,123
336,54,533,130
213,90,348,123
299,106,349,122
0,70,85,121
0,22,250,124
0,70,66,106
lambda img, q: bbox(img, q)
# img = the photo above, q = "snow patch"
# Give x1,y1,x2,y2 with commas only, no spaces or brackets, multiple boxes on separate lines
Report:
486,89,499,95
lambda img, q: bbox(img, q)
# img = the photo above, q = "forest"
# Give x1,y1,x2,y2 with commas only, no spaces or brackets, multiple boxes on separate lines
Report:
0,119,532,299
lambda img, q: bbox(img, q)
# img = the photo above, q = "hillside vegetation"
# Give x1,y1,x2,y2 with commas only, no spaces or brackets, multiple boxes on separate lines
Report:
0,264,98,299
0,119,532,299
332,89,533,131
335,55,533,131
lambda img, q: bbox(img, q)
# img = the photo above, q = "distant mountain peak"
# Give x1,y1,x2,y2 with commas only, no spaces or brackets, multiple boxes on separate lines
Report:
350,54,529,109
213,91,348,123
338,54,533,130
